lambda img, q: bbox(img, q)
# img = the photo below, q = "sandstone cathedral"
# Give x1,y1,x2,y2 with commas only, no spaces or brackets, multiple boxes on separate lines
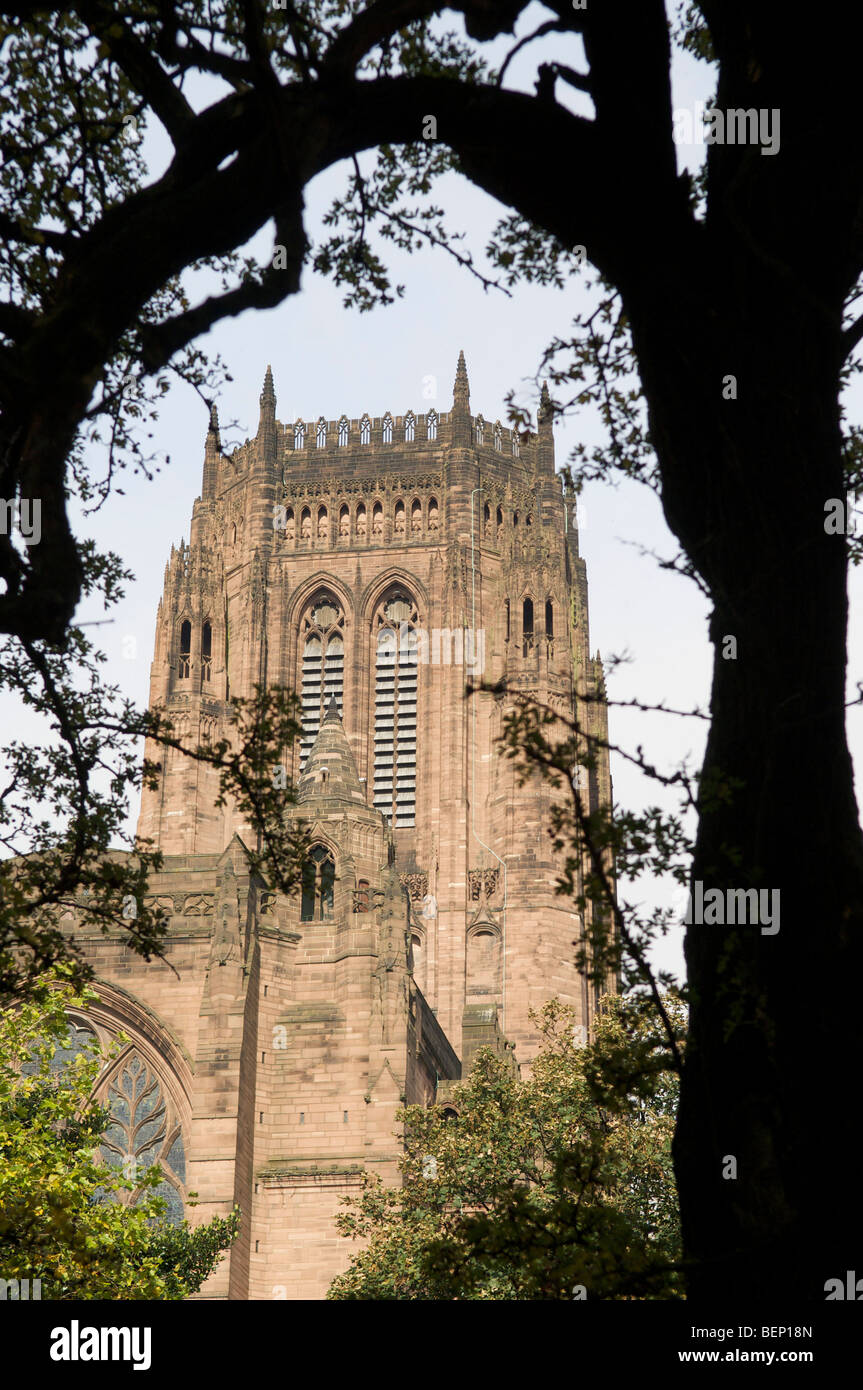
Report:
61,353,611,1299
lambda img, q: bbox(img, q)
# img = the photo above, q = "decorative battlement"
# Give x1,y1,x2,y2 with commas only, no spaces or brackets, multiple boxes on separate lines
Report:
200,352,552,508
280,409,527,458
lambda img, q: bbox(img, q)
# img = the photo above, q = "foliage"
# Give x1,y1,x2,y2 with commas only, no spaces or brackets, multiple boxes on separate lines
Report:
0,533,309,998
0,974,239,1298
328,995,684,1300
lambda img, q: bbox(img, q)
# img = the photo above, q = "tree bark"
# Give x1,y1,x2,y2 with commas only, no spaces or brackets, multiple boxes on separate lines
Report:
627,271,863,1297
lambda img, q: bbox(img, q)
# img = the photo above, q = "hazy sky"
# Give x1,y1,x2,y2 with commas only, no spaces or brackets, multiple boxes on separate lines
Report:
57,7,863,984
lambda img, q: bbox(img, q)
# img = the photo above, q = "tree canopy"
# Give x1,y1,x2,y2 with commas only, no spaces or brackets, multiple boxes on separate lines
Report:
328,997,683,1300
0,975,238,1298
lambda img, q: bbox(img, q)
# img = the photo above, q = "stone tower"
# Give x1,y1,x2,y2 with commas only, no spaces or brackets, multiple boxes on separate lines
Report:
139,353,611,1065
66,355,610,1299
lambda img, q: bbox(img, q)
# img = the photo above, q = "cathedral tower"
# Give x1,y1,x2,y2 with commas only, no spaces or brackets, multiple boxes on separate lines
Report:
138,355,612,1064
63,354,612,1299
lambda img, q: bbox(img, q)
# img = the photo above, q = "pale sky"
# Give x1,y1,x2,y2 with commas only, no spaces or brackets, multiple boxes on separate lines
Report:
52,7,863,987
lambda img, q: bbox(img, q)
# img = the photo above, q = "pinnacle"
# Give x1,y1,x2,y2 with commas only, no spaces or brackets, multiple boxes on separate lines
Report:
260,364,276,413
453,348,470,409
297,703,366,806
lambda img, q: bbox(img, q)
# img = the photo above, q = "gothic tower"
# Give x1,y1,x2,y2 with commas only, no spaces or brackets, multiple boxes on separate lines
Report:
138,354,612,1065
61,354,612,1299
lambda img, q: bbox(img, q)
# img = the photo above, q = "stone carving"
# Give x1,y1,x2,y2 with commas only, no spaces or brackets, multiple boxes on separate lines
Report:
183,893,214,916
400,872,428,901
469,869,499,901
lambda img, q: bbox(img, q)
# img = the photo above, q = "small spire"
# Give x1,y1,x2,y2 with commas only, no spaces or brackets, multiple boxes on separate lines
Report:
260,364,276,416
207,403,220,445
538,380,553,430
453,349,470,410
324,694,341,723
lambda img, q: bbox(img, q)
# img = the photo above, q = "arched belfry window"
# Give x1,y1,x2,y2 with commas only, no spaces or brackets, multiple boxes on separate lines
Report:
178,620,191,679
299,597,344,768
301,844,335,922
545,599,554,639
522,597,534,656
373,591,419,828
201,621,212,682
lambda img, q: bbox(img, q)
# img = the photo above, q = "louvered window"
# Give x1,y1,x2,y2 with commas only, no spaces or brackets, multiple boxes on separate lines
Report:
178,620,191,679
299,598,344,769
373,593,418,828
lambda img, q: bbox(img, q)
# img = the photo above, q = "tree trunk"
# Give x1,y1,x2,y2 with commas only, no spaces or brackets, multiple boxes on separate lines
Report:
629,275,863,1298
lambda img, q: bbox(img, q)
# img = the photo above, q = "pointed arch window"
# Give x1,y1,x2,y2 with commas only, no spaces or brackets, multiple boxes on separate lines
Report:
404,411,416,443
373,592,419,828
360,414,371,446
475,415,484,446
178,620,191,679
493,422,502,452
299,598,344,769
522,597,534,656
294,420,306,449
545,599,554,639
504,599,510,642
512,434,520,457
301,845,335,922
410,498,422,533
382,413,393,444
316,417,327,448
100,1045,188,1223
426,409,438,441
201,621,212,682
338,415,349,447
